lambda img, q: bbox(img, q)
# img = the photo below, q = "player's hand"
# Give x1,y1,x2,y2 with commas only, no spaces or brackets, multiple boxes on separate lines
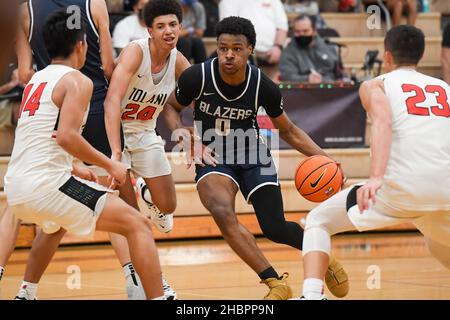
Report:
356,177,383,213
174,127,194,150
107,160,127,189
193,144,219,168
107,152,123,189
72,164,99,184
187,140,219,169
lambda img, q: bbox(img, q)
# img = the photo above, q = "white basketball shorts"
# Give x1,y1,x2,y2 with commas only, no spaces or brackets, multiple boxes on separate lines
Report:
122,130,172,178
9,175,112,238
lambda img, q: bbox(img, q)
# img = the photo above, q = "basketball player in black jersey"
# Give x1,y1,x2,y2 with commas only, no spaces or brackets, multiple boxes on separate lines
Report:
166,16,349,299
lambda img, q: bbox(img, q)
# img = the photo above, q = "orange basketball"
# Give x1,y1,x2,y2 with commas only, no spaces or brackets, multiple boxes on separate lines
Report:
295,155,343,202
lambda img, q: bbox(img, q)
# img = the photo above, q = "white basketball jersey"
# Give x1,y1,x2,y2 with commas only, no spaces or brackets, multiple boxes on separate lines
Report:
120,38,177,134
5,65,89,205
377,68,450,211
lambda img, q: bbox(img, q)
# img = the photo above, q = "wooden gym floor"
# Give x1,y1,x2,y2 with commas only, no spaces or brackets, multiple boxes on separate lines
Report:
0,231,449,300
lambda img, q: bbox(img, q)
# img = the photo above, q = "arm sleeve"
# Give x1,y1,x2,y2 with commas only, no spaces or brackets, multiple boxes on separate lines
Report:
258,73,284,118
175,64,204,106
443,23,450,48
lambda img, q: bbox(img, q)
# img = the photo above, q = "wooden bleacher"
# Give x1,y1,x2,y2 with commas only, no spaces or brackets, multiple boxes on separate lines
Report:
289,12,442,37
203,36,443,79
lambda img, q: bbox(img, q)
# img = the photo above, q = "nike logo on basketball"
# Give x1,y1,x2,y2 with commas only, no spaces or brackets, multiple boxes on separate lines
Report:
203,92,215,96
310,168,327,188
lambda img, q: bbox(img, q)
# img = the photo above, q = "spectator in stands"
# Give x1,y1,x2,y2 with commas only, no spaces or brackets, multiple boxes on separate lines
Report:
430,0,450,14
199,0,219,37
219,0,288,66
177,0,207,63
0,68,21,131
442,23,450,85
318,0,359,12
112,0,149,54
106,0,125,13
284,0,328,30
279,15,340,83
0,69,19,96
283,0,320,16
387,0,417,26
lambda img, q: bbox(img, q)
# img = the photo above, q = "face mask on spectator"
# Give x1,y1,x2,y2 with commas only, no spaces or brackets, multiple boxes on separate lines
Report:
295,35,313,48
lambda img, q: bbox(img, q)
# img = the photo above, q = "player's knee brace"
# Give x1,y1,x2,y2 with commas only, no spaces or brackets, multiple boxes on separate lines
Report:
301,207,334,256
302,226,331,256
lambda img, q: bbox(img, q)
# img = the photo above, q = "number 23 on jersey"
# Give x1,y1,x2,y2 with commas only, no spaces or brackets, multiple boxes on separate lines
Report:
402,84,450,117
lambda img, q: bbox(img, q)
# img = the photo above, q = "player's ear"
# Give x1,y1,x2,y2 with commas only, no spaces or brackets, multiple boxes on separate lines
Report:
75,40,83,53
384,51,392,65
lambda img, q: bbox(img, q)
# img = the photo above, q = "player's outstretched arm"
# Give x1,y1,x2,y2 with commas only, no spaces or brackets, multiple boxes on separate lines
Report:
91,0,114,80
55,71,126,185
357,79,392,212
16,2,34,85
104,44,142,160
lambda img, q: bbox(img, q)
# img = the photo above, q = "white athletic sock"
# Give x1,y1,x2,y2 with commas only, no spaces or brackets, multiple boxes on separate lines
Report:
0,266,5,281
303,278,325,300
122,262,138,286
16,281,38,300
143,187,152,203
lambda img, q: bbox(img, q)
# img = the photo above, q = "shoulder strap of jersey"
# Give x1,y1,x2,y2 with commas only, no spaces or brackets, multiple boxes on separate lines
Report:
195,62,206,100
254,67,262,112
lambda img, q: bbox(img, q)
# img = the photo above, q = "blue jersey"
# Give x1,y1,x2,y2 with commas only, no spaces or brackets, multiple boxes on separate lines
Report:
28,0,108,114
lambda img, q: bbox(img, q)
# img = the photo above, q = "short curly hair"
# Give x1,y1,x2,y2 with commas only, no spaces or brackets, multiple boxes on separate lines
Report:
215,16,256,48
143,0,183,28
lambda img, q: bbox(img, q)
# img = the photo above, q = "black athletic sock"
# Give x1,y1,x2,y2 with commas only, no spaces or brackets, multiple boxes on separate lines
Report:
258,267,279,280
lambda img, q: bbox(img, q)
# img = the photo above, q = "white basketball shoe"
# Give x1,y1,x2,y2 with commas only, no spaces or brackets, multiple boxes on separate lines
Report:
126,269,177,300
136,177,173,233
14,285,37,300
162,277,177,300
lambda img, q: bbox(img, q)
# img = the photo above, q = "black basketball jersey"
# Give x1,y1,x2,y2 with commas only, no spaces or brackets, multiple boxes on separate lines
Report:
176,58,284,164
28,0,108,113
195,58,262,158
